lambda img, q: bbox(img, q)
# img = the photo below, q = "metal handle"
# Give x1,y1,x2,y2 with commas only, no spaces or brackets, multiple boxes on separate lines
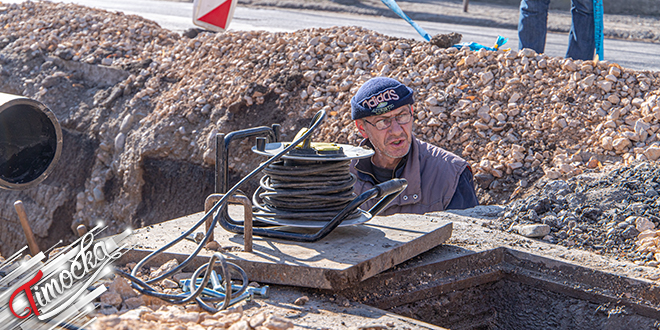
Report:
216,126,278,194
374,178,408,198
368,179,408,216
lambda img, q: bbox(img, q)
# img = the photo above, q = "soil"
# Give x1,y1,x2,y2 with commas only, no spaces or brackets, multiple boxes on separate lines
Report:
430,33,463,49
135,157,216,228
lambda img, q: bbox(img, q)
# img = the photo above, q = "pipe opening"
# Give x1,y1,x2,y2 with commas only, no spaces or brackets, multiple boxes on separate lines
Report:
0,102,60,189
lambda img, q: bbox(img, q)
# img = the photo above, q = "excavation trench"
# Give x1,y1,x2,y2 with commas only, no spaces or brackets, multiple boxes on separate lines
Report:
341,247,660,329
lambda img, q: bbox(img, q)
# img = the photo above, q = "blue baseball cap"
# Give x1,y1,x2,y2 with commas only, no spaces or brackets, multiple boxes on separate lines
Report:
351,77,414,120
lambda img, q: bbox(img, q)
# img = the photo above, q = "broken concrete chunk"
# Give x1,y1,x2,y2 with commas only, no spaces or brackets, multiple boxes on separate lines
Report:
262,315,294,330
636,217,656,232
293,296,309,306
100,291,122,307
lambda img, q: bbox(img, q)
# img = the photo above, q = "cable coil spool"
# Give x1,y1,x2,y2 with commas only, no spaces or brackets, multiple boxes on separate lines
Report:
216,110,408,240
254,159,360,223
250,124,376,228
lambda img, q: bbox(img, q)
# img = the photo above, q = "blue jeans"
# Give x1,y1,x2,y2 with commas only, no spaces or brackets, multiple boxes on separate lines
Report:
518,0,595,60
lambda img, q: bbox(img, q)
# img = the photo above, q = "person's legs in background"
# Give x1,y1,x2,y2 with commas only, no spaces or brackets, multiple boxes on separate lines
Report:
566,0,595,60
518,0,551,54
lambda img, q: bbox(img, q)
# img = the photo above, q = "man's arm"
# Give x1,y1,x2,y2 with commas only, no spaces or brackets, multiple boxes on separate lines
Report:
445,166,479,210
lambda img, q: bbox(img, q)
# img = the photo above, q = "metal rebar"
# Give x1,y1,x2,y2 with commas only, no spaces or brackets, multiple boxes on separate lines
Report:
205,194,253,252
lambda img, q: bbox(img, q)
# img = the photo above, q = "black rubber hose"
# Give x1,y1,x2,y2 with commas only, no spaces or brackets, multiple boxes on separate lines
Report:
57,323,87,330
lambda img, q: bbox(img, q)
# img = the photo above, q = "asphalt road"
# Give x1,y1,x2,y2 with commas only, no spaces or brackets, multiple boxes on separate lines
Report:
4,0,660,71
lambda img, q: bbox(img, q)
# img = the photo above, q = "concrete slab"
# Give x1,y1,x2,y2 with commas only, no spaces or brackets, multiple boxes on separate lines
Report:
120,207,452,290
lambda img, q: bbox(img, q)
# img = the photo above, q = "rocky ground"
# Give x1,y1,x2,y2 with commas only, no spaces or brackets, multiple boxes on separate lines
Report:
0,0,660,328
89,263,297,330
0,251,439,330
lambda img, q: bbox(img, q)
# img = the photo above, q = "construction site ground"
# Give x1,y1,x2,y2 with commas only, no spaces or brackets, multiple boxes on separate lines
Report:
1,0,660,329
263,206,660,329
100,205,660,329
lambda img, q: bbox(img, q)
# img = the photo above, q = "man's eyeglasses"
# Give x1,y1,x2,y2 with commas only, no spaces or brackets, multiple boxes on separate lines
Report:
363,109,413,131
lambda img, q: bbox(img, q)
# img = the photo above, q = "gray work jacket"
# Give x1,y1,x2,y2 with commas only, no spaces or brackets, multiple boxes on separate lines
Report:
350,136,468,216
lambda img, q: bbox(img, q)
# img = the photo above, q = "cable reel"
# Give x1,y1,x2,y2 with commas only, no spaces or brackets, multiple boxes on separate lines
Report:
251,127,374,227
214,110,408,242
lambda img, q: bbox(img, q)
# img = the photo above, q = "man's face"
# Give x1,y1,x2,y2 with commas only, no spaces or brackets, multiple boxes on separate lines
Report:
355,105,414,168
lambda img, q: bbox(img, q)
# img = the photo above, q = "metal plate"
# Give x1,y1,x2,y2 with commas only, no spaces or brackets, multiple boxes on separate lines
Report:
252,142,374,161
254,209,372,228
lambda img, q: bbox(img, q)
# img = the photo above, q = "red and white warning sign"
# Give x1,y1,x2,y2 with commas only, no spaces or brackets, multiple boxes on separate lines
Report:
192,0,238,32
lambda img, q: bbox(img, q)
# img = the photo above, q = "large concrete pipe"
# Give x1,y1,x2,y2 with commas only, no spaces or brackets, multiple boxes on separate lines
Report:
0,92,62,190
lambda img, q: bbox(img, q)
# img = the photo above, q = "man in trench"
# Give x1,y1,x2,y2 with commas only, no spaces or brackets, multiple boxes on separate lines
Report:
350,77,479,215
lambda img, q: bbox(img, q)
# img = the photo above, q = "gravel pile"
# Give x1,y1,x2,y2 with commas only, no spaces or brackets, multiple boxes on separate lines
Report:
0,2,659,257
498,162,660,266
92,304,294,330
92,274,293,330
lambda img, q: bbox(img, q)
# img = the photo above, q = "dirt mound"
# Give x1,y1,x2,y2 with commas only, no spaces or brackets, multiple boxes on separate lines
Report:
1,1,659,258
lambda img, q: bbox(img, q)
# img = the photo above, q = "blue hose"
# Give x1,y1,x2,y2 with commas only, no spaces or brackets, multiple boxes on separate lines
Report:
594,0,604,60
380,0,431,41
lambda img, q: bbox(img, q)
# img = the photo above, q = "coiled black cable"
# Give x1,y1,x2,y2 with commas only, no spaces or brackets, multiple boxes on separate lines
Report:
116,252,248,313
253,159,360,222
